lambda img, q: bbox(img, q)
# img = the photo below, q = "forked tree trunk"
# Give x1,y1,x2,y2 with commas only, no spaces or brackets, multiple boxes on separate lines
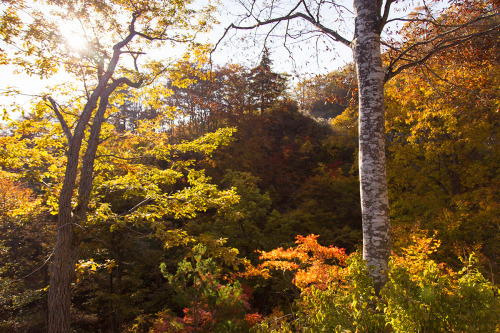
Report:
47,88,114,332
353,0,391,293
47,91,100,333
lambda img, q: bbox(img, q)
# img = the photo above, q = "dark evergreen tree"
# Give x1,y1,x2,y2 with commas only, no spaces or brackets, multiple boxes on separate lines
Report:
248,48,287,115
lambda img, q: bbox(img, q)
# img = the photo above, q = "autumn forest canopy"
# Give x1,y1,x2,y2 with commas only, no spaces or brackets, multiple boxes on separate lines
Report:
0,0,499,332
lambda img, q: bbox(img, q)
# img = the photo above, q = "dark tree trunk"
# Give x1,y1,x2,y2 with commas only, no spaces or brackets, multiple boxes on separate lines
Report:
47,85,104,333
46,56,132,330
47,224,74,332
47,154,81,332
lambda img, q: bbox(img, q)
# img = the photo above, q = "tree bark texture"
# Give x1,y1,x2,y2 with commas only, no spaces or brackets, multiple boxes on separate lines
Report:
47,86,106,333
47,155,80,333
353,0,391,292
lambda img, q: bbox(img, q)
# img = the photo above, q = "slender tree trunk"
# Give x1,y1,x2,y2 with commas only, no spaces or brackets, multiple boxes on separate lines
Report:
47,225,74,333
48,152,81,333
353,0,391,293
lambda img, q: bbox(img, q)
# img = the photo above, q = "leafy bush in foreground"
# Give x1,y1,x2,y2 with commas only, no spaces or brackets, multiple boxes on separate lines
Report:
250,235,500,333
153,244,260,332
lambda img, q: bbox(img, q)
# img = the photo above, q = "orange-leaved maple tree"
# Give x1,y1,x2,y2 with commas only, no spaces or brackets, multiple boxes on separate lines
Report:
243,234,347,291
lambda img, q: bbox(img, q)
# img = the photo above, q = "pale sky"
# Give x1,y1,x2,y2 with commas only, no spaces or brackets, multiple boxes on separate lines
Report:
1,0,441,113
0,0,355,101
211,0,355,75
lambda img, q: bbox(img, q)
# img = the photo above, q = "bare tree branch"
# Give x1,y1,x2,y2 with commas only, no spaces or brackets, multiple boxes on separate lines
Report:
45,96,73,144
109,77,143,91
117,197,154,217
95,154,147,161
380,0,397,31
212,0,351,59
232,10,351,46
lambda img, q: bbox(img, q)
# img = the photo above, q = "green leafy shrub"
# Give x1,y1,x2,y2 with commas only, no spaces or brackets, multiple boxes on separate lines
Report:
154,244,260,332
250,235,500,333
383,236,500,333
295,253,384,333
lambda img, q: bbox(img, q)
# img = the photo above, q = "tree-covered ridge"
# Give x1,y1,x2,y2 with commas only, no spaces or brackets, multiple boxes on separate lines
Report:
1,0,499,332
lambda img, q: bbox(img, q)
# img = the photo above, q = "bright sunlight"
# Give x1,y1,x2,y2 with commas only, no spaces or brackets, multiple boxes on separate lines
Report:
59,24,88,53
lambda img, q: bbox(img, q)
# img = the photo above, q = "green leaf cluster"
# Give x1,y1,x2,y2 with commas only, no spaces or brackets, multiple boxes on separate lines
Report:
155,243,257,332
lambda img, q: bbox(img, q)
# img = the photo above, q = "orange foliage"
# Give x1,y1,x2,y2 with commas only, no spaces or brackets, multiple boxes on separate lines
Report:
0,175,41,219
243,235,347,291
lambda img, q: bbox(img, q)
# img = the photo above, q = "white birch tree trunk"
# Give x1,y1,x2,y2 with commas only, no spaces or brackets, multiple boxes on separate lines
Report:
353,0,391,292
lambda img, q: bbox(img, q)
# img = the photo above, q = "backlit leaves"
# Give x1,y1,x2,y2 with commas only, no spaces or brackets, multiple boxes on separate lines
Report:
244,234,347,291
